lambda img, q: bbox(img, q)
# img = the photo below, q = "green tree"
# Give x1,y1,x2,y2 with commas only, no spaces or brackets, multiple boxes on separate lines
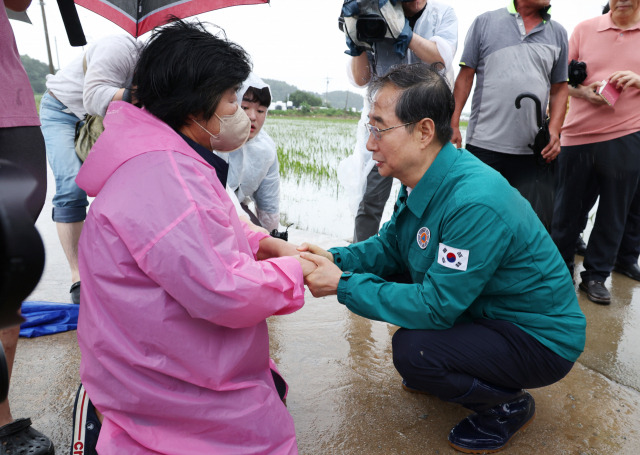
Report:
20,55,49,95
289,90,323,108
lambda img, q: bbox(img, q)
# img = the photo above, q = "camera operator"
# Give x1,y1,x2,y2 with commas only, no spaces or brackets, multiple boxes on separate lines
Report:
345,0,458,243
1,1,52,453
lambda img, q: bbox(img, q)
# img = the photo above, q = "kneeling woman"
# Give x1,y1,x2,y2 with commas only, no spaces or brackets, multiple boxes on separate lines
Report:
75,19,314,454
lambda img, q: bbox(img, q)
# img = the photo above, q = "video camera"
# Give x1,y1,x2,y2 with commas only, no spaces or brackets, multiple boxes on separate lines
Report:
0,161,45,402
338,0,413,57
269,224,293,242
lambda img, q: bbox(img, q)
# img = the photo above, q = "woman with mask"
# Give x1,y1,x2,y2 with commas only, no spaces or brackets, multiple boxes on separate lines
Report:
74,19,314,454
227,73,281,231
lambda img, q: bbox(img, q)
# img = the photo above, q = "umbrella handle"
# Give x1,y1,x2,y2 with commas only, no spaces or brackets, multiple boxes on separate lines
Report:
515,92,544,129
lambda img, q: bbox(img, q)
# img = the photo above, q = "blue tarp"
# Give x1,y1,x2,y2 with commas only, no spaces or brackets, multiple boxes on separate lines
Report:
19,301,79,338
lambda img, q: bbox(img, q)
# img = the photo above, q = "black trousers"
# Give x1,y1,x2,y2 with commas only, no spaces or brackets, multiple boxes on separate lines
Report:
392,319,573,401
575,178,640,266
551,132,640,281
466,144,555,232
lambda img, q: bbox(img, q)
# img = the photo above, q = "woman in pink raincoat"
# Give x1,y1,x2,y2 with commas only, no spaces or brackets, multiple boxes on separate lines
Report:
75,20,314,454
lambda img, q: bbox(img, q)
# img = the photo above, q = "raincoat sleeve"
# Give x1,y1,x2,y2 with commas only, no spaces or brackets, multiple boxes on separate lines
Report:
253,158,280,231
331,204,514,330
429,5,458,72
134,188,304,329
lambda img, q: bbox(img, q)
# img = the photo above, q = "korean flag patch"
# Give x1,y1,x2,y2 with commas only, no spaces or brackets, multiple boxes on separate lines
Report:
438,243,469,271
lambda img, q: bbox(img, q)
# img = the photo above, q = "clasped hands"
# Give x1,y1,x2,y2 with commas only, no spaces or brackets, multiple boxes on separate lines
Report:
255,226,343,297
294,243,343,298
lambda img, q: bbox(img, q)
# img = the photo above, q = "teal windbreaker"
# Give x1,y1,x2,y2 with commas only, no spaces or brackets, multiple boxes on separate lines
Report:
330,143,586,362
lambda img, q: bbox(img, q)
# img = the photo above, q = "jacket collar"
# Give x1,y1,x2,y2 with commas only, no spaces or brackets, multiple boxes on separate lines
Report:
402,142,459,217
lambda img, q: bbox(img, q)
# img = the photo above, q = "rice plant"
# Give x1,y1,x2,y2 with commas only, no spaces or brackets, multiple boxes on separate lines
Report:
266,117,357,189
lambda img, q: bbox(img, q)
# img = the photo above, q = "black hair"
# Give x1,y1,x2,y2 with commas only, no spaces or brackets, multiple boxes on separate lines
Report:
603,3,610,14
367,63,454,145
243,86,271,108
132,19,251,130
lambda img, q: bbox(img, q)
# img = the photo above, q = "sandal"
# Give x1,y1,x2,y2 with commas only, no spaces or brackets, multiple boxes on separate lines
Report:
0,418,54,455
70,383,101,455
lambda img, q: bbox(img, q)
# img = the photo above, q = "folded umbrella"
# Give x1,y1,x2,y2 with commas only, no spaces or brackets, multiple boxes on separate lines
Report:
514,92,556,231
515,92,550,167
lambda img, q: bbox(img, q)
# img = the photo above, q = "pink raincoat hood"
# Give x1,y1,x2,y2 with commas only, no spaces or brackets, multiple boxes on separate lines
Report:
76,102,303,454
77,102,207,196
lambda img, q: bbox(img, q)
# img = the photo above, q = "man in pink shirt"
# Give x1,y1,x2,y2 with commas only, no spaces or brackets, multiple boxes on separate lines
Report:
552,0,640,304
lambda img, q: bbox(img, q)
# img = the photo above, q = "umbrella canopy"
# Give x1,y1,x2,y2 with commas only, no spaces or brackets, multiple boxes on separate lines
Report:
74,0,269,37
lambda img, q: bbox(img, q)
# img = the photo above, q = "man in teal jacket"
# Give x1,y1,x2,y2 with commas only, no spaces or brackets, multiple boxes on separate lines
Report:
300,63,586,454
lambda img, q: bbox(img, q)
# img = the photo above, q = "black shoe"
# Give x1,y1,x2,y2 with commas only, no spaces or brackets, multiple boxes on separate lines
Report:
70,281,81,305
613,262,640,282
0,418,54,455
71,383,101,455
448,392,535,453
579,280,611,305
575,236,587,256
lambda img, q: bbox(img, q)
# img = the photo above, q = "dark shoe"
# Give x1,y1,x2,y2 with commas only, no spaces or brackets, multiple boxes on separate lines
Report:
70,383,101,455
401,380,431,396
575,236,587,256
448,392,535,453
579,280,610,305
613,262,640,282
0,418,54,455
70,281,81,305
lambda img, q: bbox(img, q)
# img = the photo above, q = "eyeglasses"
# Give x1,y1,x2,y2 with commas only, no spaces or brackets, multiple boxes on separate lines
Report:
365,121,417,140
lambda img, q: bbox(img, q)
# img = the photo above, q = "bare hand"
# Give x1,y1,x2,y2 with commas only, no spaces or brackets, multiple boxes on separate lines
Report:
300,252,343,297
297,243,334,263
451,126,463,149
577,81,608,105
257,236,299,260
295,255,318,277
540,132,561,162
609,71,640,91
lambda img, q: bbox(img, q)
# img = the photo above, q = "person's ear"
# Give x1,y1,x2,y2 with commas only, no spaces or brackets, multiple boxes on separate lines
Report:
417,118,436,146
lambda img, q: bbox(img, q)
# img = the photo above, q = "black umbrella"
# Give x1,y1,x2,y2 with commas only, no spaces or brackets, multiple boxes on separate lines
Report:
514,92,556,231
515,92,550,167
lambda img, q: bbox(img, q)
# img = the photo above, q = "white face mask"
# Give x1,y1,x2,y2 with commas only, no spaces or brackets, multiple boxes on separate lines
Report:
194,106,251,152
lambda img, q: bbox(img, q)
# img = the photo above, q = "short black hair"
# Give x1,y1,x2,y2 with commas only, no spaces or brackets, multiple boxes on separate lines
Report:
243,86,271,108
367,63,454,145
133,19,251,130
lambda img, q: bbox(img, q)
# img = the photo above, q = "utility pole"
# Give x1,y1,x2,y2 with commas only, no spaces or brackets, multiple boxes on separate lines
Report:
54,36,60,71
324,76,331,106
39,0,55,74
344,90,349,111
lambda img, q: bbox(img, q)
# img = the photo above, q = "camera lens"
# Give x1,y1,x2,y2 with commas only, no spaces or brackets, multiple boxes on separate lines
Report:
356,15,388,42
